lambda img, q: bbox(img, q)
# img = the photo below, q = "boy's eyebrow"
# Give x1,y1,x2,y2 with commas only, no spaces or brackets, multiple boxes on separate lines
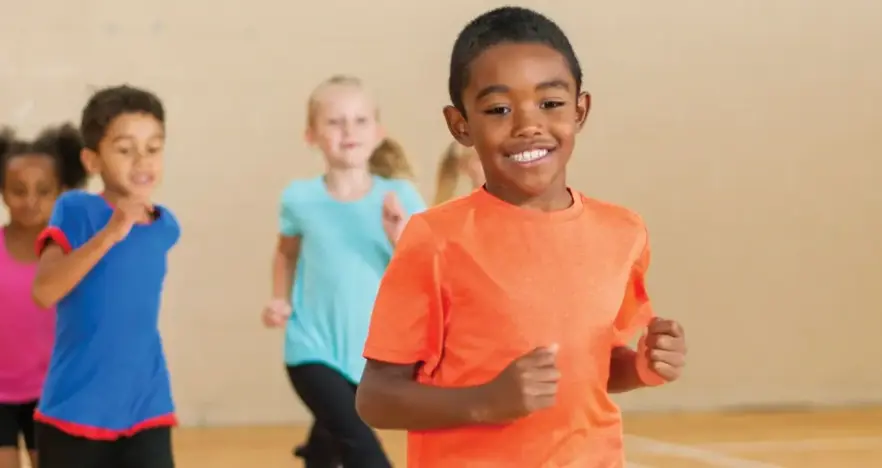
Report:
475,84,509,101
110,134,165,144
536,79,570,92
475,79,571,101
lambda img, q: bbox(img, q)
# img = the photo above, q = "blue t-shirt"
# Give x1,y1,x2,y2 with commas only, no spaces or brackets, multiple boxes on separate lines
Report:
35,190,179,439
279,175,426,383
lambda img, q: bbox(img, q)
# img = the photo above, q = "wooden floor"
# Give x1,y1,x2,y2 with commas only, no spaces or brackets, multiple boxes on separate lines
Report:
20,408,882,467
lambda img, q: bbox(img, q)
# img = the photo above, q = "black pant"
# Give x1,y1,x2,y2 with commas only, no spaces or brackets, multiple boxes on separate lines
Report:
36,423,174,468
0,400,38,449
286,364,391,468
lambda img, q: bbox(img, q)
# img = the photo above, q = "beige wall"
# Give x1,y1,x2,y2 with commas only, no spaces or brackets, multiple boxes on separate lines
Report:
2,1,881,426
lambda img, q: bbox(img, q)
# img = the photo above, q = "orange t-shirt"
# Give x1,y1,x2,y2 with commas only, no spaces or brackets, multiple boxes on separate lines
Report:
363,188,655,468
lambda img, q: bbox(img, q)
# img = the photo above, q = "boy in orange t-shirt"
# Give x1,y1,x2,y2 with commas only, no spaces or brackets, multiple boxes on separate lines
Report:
356,6,688,467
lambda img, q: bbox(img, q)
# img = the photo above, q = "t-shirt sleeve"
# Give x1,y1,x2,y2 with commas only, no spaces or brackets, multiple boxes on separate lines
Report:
394,180,428,216
278,187,302,237
161,207,182,248
35,193,87,255
612,226,656,346
363,215,445,374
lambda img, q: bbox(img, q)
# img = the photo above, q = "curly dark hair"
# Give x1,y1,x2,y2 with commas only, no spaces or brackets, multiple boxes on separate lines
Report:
0,123,89,189
80,84,165,150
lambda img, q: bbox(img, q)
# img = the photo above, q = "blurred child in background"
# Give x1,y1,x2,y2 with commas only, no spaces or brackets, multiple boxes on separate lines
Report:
432,141,484,205
263,75,426,468
0,123,88,468
32,85,180,468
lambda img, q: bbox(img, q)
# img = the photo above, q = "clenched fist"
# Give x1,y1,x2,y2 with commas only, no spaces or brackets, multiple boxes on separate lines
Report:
481,344,561,423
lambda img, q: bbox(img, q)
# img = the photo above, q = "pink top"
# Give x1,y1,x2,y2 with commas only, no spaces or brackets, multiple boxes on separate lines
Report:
0,228,55,403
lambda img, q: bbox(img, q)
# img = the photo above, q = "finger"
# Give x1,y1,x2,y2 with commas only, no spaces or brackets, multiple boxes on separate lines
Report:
652,335,686,352
525,368,561,383
533,343,558,357
651,361,680,381
524,381,558,397
649,349,686,368
383,192,400,208
648,319,682,337
525,347,558,367
525,394,557,413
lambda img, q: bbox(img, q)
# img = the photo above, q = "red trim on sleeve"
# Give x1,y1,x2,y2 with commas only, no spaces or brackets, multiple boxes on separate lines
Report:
35,227,72,255
33,411,178,441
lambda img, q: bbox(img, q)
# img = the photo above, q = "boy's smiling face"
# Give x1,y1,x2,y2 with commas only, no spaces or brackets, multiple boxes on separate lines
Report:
444,42,590,204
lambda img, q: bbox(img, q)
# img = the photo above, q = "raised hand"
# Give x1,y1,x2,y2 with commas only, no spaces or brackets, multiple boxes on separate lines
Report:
105,198,153,243
643,317,686,382
382,192,406,245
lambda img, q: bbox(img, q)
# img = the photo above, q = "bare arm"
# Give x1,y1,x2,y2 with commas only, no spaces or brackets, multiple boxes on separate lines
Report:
607,346,646,394
32,230,118,308
356,360,492,431
272,235,300,299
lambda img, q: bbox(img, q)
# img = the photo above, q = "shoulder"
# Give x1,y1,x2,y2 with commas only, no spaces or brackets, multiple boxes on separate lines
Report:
281,177,323,203
407,192,478,241
155,204,180,229
55,190,101,210
578,192,648,247
379,177,417,193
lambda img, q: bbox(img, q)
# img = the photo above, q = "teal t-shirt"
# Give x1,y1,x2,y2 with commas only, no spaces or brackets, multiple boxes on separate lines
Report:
278,175,426,383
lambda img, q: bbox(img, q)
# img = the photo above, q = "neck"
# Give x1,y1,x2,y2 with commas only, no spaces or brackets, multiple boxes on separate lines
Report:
324,167,373,199
484,173,572,212
4,222,45,239
102,188,152,207
101,189,127,206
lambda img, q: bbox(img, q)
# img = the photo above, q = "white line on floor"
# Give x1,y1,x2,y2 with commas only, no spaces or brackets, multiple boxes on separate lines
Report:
696,436,882,453
626,435,784,468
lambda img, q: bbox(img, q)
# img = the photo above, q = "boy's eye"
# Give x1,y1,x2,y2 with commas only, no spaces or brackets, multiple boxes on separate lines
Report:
483,106,510,116
541,100,565,109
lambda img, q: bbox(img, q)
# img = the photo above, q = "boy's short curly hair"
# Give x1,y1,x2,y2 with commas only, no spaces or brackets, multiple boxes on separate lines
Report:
448,6,583,114
80,85,165,150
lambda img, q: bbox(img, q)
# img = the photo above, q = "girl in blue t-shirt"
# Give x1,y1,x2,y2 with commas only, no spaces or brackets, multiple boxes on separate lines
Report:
262,75,426,467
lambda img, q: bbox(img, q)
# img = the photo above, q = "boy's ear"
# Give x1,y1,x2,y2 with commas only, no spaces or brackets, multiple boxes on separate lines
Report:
576,92,591,131
442,105,473,147
304,127,314,146
80,148,101,175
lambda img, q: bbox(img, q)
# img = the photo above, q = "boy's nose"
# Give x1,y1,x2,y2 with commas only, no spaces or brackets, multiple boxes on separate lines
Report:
512,109,544,138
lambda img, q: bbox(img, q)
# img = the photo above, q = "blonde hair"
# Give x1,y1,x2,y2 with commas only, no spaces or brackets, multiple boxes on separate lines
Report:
433,141,472,205
306,75,412,179
306,74,369,126
369,138,414,179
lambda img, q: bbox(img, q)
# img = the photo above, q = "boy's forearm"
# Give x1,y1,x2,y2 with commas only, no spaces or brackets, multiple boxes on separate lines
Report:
32,230,117,308
607,346,646,394
357,370,491,431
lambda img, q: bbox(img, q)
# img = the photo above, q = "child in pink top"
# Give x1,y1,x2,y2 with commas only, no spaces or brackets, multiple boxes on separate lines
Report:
0,124,88,468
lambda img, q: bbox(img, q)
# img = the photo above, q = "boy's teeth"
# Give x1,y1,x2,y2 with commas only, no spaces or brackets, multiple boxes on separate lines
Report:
509,149,549,163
